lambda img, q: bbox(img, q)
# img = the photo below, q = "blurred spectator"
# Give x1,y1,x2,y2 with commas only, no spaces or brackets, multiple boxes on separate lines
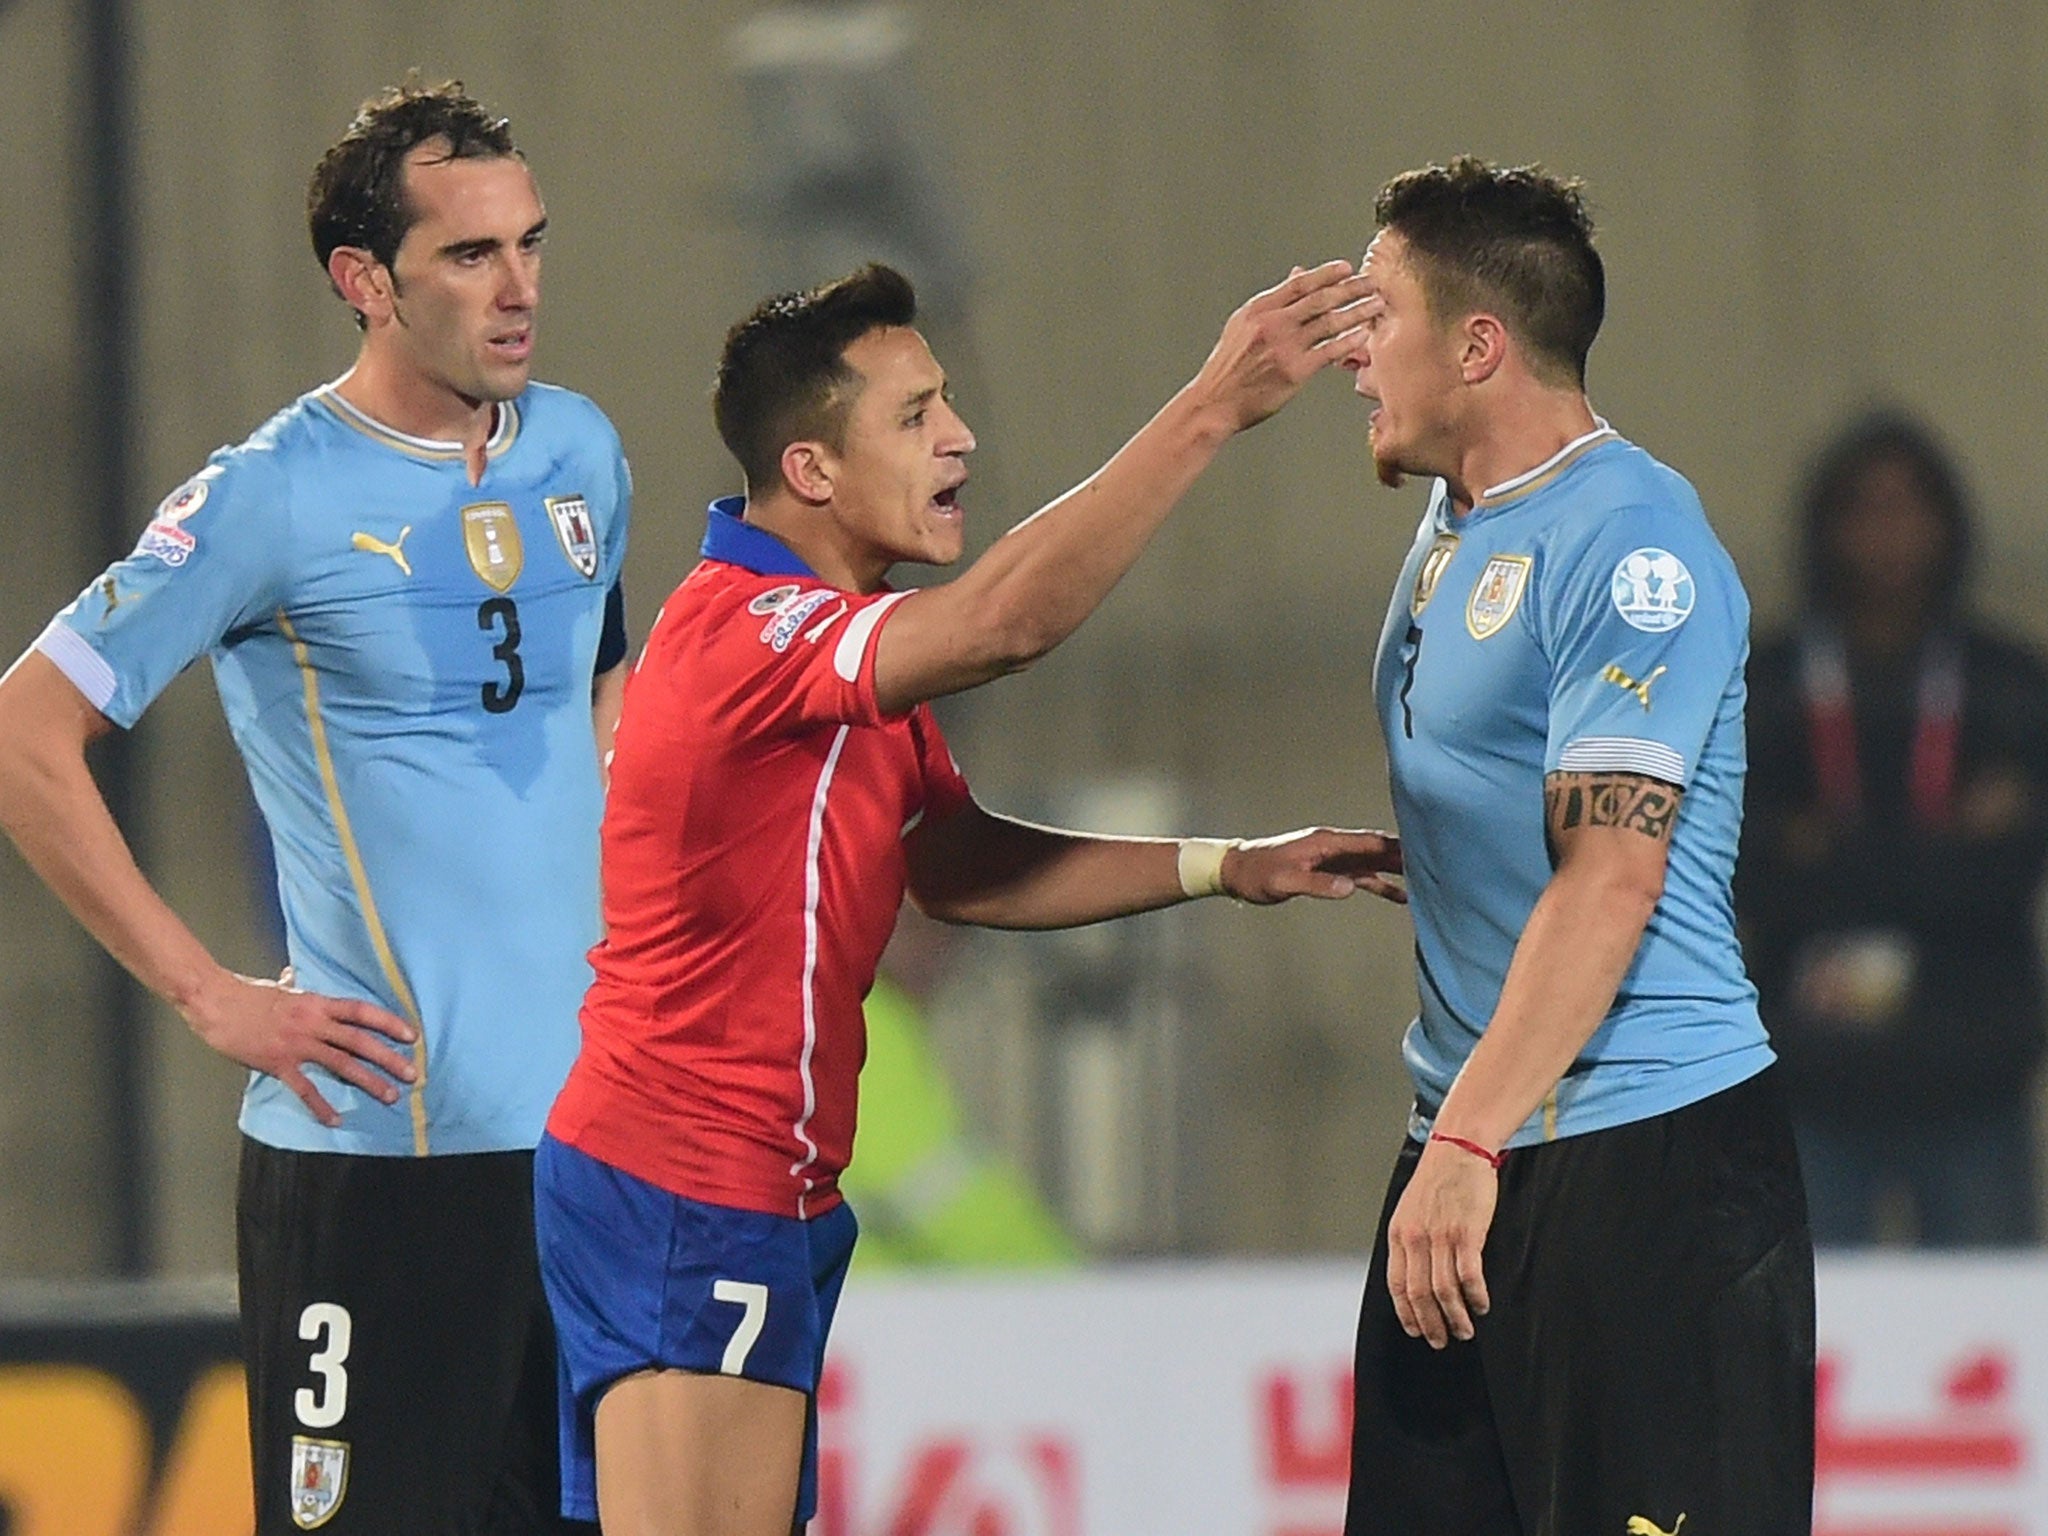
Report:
1739,410,2048,1246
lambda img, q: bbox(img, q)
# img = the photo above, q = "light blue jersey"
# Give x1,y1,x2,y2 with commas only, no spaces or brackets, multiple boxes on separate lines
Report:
37,383,629,1155
1372,427,1770,1148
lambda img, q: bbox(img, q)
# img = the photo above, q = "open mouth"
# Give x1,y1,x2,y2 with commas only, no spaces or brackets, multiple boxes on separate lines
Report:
929,483,964,517
488,329,533,363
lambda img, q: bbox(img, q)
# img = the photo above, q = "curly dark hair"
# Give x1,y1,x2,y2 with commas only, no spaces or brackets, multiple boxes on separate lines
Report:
1375,156,1605,387
713,264,920,492
1798,409,1974,617
306,76,519,325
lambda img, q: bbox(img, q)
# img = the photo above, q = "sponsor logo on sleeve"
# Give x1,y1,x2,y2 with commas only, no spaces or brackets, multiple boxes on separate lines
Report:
762,589,841,652
747,583,802,616
1611,548,1695,632
136,467,221,567
1466,553,1533,640
1600,662,1667,709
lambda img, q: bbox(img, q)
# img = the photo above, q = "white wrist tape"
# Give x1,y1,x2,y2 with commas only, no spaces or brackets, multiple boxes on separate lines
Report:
1176,837,1236,899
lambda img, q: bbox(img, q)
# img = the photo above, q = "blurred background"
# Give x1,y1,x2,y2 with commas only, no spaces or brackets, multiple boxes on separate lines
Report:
7,0,2048,1287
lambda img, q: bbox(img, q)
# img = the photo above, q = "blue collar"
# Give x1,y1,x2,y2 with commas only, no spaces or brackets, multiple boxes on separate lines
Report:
700,496,817,578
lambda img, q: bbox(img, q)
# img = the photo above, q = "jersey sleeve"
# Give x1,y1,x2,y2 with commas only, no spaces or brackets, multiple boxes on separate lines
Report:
1535,503,1748,789
910,704,972,826
700,576,916,735
35,451,293,728
602,424,632,587
593,426,634,676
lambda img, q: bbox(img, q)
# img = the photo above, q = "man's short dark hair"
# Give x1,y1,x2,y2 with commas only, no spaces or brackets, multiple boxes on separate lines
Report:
1375,156,1605,387
307,77,519,324
713,264,919,492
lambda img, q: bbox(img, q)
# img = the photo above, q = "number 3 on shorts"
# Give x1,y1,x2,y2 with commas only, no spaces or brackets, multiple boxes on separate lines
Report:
295,1302,352,1429
711,1279,768,1375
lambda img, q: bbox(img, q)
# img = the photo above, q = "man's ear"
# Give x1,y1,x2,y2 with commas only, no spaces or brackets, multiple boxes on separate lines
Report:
781,440,835,506
329,246,396,326
1460,313,1509,385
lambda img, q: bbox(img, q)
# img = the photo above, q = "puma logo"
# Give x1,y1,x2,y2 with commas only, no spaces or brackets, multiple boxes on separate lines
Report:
1626,1515,1684,1536
352,526,413,576
1601,661,1667,710
100,574,121,611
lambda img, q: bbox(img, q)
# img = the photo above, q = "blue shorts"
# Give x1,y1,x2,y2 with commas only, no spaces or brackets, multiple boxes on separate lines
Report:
533,1134,859,1525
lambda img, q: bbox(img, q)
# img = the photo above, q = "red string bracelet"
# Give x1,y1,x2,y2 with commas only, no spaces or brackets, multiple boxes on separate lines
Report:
1428,1132,1506,1171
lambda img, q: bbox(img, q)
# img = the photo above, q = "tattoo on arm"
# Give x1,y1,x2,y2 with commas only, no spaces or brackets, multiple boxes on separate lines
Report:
1544,771,1683,848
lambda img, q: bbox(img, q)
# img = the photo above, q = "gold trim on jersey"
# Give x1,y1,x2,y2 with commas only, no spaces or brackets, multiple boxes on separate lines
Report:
313,387,520,464
1474,427,1617,510
1542,1087,1559,1141
278,610,430,1155
462,502,524,592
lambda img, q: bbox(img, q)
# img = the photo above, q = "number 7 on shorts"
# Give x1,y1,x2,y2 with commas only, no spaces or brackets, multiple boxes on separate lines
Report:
711,1279,768,1374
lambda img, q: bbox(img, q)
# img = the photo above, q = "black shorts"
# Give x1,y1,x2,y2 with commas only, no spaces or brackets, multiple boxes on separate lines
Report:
1345,1068,1815,1536
237,1137,596,1536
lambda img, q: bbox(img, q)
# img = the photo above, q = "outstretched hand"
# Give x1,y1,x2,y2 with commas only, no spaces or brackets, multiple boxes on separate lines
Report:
180,969,418,1128
1190,260,1375,434
1222,827,1405,905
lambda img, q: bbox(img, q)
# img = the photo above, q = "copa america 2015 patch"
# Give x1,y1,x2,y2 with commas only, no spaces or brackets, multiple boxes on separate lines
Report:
136,466,221,567
1610,548,1695,632
289,1435,350,1529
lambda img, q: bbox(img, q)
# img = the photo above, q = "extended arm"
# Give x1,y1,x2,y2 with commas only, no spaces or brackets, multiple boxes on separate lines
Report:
905,798,1403,929
1386,769,1677,1348
872,262,1371,713
0,648,417,1125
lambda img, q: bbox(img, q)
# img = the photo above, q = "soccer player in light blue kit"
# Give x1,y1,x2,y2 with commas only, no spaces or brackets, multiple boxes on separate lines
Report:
0,81,623,1533
1337,159,1814,1536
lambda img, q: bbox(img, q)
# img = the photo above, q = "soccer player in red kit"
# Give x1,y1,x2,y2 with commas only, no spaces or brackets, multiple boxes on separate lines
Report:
536,262,1400,1536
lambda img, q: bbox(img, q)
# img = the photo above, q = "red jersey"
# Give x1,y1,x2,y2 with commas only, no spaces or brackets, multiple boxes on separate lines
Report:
548,500,971,1218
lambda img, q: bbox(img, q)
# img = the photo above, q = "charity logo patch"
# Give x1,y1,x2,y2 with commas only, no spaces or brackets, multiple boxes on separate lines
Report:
289,1436,349,1529
1466,554,1533,640
136,467,221,567
762,589,840,652
747,584,802,616
546,494,599,579
1611,548,1694,632
1411,533,1460,616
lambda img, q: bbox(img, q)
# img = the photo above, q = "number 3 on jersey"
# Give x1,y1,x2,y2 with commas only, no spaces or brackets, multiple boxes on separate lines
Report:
711,1279,768,1375
295,1302,351,1429
478,597,524,713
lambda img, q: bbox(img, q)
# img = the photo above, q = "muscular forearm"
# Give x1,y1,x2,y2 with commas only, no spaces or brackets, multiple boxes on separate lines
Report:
1432,861,1660,1150
911,817,1185,930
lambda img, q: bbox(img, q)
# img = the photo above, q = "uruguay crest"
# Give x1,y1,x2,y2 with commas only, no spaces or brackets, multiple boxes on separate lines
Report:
1411,533,1460,616
462,501,524,593
546,494,599,579
289,1435,349,1529
1466,554,1533,640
